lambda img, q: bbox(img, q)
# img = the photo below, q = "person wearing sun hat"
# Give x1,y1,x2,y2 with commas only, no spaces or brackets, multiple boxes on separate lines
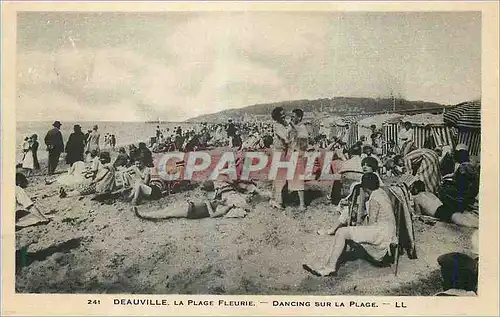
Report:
44,121,64,175
435,230,479,296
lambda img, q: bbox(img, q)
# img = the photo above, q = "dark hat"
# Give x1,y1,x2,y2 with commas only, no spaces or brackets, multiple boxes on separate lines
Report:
53,121,62,127
437,252,478,291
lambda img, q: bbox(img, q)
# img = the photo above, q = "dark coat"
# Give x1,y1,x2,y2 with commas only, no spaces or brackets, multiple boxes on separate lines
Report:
44,127,64,153
65,131,86,165
32,141,40,169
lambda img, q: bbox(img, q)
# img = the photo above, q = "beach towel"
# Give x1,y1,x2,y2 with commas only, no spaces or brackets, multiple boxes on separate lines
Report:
385,184,418,260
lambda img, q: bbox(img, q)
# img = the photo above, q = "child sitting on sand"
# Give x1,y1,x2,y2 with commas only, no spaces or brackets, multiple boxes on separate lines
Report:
411,180,478,228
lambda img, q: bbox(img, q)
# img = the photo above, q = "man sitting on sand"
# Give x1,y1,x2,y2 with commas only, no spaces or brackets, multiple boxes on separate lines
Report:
134,180,261,220
411,180,478,228
303,173,396,277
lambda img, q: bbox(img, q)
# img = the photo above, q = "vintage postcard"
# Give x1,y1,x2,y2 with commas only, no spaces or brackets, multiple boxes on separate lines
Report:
1,1,499,316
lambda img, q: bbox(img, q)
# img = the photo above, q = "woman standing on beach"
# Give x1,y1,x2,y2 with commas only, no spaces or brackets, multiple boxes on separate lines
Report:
86,125,101,158
31,134,40,171
20,136,30,162
269,106,292,210
65,124,86,166
22,136,35,176
110,135,116,151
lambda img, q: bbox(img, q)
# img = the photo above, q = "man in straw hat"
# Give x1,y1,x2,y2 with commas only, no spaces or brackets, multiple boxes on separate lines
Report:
44,121,64,175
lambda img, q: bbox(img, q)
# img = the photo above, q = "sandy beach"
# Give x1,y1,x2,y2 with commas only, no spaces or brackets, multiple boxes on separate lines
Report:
15,155,476,295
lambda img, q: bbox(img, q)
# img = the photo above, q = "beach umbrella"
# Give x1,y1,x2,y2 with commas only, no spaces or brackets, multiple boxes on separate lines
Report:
443,101,481,129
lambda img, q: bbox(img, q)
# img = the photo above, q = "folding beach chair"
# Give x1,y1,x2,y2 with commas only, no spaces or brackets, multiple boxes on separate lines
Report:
345,182,363,226
343,182,417,275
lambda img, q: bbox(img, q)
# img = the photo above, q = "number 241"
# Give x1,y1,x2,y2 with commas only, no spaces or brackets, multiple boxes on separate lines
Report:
88,299,101,305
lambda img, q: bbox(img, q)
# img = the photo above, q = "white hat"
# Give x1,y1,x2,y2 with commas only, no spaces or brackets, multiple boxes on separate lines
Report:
456,143,469,151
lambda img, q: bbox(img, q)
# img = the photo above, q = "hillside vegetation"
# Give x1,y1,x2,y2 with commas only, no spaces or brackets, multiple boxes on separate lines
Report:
186,97,444,122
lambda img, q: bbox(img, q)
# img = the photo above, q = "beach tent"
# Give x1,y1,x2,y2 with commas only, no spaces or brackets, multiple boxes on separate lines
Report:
382,117,455,155
329,118,349,141
327,117,360,147
343,117,361,147
443,101,481,156
304,120,321,139
443,101,481,130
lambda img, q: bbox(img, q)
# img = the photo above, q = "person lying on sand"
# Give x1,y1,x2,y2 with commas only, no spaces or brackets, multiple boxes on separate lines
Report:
134,180,262,220
411,180,478,228
16,173,51,229
303,173,396,277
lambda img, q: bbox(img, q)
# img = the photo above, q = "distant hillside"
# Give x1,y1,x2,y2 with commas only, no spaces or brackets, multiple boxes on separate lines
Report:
185,97,445,122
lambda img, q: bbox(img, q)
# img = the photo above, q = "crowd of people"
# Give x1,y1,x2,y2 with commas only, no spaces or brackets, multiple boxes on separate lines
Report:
15,107,480,296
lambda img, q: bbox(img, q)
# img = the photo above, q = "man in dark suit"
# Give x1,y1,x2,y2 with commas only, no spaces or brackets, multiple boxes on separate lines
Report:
44,121,64,175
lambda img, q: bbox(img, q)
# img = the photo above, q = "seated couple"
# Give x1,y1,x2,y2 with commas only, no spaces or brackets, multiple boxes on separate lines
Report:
134,180,262,220
304,172,397,277
59,152,115,198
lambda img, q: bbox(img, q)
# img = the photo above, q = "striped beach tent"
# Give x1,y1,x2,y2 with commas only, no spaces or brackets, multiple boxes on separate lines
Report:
443,101,481,130
382,122,401,155
347,122,359,147
458,131,481,156
382,122,455,155
430,125,456,148
412,126,433,149
343,116,365,147
443,101,481,156
327,118,349,141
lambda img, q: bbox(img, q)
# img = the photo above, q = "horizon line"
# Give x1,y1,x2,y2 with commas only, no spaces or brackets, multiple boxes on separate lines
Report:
16,97,480,123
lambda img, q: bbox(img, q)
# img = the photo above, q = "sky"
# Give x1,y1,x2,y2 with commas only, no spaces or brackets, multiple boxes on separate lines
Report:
16,11,481,122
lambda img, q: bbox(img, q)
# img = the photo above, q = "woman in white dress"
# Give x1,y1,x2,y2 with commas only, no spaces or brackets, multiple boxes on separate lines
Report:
22,137,35,176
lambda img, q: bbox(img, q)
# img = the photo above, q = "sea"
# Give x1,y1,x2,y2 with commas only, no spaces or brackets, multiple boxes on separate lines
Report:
15,121,198,162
